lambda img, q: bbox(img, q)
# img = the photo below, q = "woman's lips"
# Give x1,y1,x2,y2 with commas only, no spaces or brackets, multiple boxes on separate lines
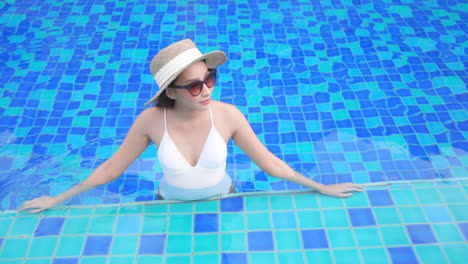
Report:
200,99,211,105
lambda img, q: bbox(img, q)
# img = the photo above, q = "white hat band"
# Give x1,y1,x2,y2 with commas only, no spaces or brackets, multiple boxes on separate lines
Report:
153,48,203,86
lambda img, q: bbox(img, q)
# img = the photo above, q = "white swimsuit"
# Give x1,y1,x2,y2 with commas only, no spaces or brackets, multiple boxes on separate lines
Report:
157,106,232,200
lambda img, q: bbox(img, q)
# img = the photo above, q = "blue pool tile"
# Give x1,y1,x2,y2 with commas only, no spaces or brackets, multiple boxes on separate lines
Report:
248,231,274,251
272,211,296,229
406,224,437,244
34,217,65,237
220,197,244,212
348,208,376,227
83,236,112,256
222,253,247,264
387,247,419,264
302,229,329,249
194,213,219,233
53,258,79,264
139,235,166,255
423,205,453,223
367,190,394,206
458,223,468,241
116,215,141,234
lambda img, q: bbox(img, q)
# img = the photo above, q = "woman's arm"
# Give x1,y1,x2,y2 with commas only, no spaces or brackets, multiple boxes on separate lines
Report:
228,105,363,197
19,110,153,213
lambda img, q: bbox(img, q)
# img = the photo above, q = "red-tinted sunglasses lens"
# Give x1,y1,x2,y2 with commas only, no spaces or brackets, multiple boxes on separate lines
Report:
186,70,217,96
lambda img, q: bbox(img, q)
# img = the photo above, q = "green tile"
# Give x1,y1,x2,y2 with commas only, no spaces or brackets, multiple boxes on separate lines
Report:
118,205,144,214
193,254,219,264
270,195,293,210
391,189,419,205
398,206,427,223
195,200,219,212
111,235,139,255
62,217,89,235
443,244,468,264
142,214,167,233
110,256,135,264
333,249,360,264
220,213,245,232
0,218,13,236
56,236,85,257
81,257,108,264
297,210,324,228
305,250,332,263
249,252,276,264
221,233,246,251
247,212,271,230
380,226,410,246
323,209,350,227
277,251,304,263
166,234,192,254
194,234,219,253
354,227,382,247
144,204,168,214
319,195,345,208
415,245,447,264
168,214,193,233
415,188,443,204
88,215,116,234
373,207,402,225
294,193,319,209
28,237,57,258
360,248,390,264
344,191,370,207
170,203,193,213
275,230,302,250
166,256,191,264
448,204,468,221
9,217,39,236
137,256,163,264
432,224,465,243
69,208,94,216
327,229,356,248
439,187,467,203
0,238,30,258
245,196,269,211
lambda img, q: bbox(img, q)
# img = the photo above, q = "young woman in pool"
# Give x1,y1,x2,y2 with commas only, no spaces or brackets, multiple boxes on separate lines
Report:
20,39,363,213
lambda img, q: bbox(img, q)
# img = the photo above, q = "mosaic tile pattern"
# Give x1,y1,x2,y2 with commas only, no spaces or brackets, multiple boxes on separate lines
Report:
0,181,467,263
0,0,467,212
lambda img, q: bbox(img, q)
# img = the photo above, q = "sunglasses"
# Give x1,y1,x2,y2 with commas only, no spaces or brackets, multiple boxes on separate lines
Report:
171,69,217,96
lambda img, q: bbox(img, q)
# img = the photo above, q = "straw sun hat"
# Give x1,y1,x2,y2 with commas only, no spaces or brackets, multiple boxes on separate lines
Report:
144,39,227,106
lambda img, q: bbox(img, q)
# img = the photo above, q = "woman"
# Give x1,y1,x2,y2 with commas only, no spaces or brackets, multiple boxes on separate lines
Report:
20,39,363,213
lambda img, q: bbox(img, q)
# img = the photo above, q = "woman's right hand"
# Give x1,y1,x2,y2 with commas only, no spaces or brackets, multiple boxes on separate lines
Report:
18,196,59,213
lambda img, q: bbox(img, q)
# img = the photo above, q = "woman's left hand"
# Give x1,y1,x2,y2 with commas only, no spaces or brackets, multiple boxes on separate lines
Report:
318,183,364,198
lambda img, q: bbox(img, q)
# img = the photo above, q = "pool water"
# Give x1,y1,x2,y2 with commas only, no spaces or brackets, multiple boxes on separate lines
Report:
0,0,467,263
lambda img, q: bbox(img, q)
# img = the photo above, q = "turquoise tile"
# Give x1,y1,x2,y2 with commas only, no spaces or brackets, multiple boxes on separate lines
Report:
398,206,427,223
247,212,271,230
415,245,447,264
373,207,402,225
380,226,410,246
166,255,191,264
423,205,453,223
277,251,304,263
9,217,38,236
344,191,370,207
24,260,50,264
439,187,467,203
270,195,293,210
448,204,468,221
116,215,142,234
142,214,167,233
354,227,382,247
111,235,139,255
62,217,89,235
391,189,419,205
0,218,13,236
305,250,332,263
137,256,163,264
195,200,219,212
249,252,276,264
41,208,69,217
69,208,94,216
94,206,119,215
415,188,443,204
56,236,85,257
169,203,193,213
297,210,324,228
88,215,116,234
81,257,108,264
110,256,136,264
166,234,192,254
432,224,465,243
0,238,30,259
144,204,168,214
333,249,360,264
194,234,219,253
272,211,297,229
193,254,219,264
274,230,302,250
220,213,245,232
294,193,319,209
443,244,468,264
319,195,345,208
327,229,356,248
118,205,143,214
28,237,57,258
245,196,270,211
168,214,193,233
323,209,350,227
221,232,246,251
361,248,390,264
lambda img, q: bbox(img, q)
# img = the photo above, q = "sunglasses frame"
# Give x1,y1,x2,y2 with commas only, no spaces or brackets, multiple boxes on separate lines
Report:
170,69,217,96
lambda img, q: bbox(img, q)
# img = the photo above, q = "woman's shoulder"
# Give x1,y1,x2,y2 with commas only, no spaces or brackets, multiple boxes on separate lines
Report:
212,100,242,117
134,106,164,126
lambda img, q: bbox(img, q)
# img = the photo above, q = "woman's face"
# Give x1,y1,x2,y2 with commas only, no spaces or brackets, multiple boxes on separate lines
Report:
168,61,214,110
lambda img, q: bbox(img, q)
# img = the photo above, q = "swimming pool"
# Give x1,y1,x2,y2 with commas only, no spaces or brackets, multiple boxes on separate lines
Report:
0,0,467,263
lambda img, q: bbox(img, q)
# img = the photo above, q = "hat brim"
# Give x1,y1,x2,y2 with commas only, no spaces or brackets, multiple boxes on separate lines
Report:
144,50,227,106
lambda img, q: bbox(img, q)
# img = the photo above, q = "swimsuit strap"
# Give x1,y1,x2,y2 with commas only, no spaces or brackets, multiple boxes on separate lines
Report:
163,108,167,131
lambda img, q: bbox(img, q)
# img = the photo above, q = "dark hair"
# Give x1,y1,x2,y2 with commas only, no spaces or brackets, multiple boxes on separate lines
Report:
155,90,175,108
